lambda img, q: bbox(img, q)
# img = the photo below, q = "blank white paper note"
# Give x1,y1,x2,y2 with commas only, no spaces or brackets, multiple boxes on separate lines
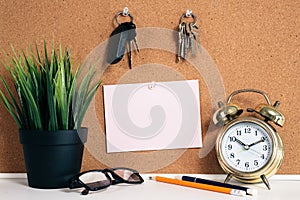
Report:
103,80,202,153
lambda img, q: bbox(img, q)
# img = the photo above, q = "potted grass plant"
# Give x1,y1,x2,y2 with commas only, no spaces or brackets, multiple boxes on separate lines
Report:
0,41,101,188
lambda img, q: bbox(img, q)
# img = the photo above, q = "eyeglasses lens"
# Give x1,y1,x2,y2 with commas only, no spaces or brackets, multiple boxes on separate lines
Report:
113,169,142,182
79,171,110,189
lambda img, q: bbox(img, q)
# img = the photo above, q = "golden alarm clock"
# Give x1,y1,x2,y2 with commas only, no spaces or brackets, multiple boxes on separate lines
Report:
213,89,284,190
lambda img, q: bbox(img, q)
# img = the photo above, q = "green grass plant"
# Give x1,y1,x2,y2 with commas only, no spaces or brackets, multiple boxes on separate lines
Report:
0,41,101,130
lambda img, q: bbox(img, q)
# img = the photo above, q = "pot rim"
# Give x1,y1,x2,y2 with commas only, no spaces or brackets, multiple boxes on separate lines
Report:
19,127,88,145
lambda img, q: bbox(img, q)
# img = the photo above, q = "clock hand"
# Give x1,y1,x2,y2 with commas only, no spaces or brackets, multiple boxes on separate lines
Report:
237,148,246,155
235,138,246,146
238,147,261,156
235,138,250,150
249,137,265,148
249,148,263,157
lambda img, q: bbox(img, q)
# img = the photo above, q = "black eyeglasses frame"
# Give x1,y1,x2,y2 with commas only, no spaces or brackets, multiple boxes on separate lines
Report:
69,167,144,195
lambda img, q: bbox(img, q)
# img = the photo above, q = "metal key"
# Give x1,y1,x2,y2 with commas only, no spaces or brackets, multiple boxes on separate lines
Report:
177,22,183,62
190,23,202,52
124,22,138,69
185,22,192,56
178,22,186,61
178,22,189,60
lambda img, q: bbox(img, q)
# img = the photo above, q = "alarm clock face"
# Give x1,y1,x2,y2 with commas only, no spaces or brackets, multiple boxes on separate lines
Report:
220,121,273,173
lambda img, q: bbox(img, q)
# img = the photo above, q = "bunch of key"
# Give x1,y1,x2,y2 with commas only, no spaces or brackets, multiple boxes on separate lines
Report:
107,7,139,69
177,10,202,62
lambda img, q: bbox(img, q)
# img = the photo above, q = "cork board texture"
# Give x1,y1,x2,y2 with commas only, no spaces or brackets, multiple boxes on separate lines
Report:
0,0,299,174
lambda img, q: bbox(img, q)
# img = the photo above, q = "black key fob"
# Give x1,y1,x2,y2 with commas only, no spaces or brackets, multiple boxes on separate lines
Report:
107,22,136,64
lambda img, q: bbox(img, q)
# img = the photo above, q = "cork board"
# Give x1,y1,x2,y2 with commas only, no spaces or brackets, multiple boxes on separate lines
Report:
0,0,299,174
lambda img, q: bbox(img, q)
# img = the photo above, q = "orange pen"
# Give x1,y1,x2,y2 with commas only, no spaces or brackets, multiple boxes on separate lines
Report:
149,176,246,197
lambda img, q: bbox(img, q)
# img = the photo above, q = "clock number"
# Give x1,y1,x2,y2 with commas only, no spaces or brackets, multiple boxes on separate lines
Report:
245,162,249,168
255,130,258,136
237,130,242,136
244,127,251,133
263,145,268,151
229,136,236,142
227,144,232,150
261,154,265,159
236,159,240,165
254,160,259,166
230,153,235,159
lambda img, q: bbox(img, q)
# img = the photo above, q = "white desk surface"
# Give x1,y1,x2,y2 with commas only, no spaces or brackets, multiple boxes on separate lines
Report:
0,174,299,200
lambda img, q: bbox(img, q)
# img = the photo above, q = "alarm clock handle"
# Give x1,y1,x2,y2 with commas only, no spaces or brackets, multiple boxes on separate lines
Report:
226,89,271,105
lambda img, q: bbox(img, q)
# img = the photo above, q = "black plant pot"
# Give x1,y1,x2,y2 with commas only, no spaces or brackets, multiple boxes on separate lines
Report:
19,128,87,189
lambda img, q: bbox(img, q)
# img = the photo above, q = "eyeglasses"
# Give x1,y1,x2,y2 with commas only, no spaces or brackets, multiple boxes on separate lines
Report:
69,167,144,195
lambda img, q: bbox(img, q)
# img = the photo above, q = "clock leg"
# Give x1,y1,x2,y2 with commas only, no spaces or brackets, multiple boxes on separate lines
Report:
261,174,271,190
224,173,233,183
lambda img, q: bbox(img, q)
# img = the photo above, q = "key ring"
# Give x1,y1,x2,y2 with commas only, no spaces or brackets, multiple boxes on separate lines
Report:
115,7,134,25
179,9,197,26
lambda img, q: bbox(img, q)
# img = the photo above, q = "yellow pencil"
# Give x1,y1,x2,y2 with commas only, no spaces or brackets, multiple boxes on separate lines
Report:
149,176,246,197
